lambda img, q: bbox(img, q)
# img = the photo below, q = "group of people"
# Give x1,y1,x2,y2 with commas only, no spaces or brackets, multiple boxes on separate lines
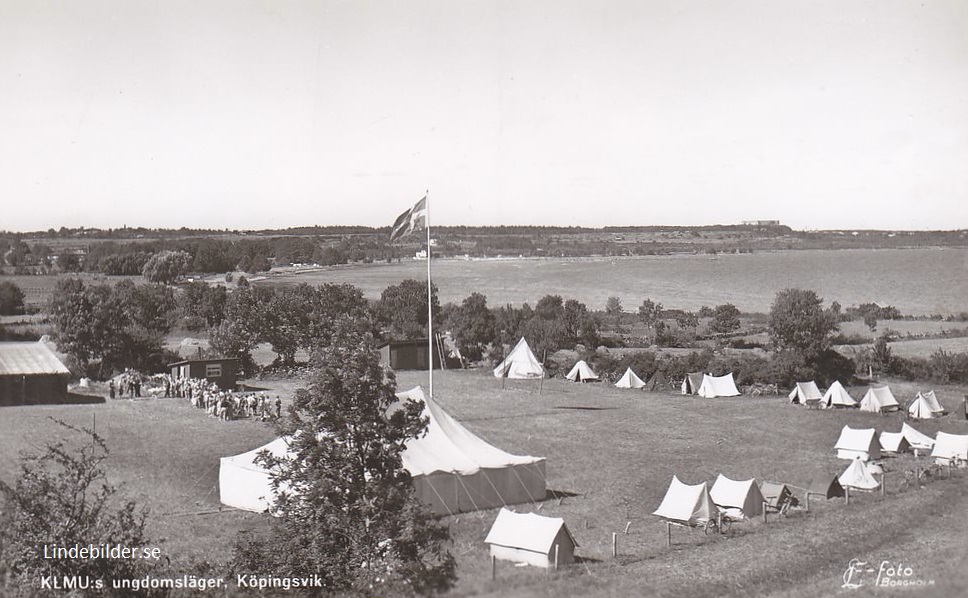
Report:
108,370,143,399
162,374,282,422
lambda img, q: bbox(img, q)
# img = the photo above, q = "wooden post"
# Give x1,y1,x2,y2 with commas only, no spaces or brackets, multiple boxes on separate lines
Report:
491,555,496,580
845,486,850,505
538,351,547,395
881,473,886,496
554,544,559,570
762,502,768,523
611,532,617,558
624,521,631,534
666,521,672,547
805,492,810,512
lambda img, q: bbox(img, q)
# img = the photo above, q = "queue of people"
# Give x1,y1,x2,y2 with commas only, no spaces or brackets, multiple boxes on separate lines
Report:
161,374,282,422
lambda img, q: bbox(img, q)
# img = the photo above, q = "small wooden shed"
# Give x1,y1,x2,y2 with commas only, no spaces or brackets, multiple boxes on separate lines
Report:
484,508,578,569
378,340,441,371
0,342,71,406
168,357,239,390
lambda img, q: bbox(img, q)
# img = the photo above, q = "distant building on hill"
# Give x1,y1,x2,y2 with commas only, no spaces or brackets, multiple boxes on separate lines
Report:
0,341,71,406
169,357,239,390
741,220,781,226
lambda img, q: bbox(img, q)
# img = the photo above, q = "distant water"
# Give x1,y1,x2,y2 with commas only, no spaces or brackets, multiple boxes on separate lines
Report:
270,248,968,315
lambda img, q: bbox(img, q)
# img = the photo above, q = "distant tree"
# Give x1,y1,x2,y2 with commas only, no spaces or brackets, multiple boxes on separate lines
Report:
141,249,193,285
114,280,177,336
869,333,894,374
446,292,496,361
231,324,456,596
0,281,26,315
709,303,742,334
55,252,82,273
697,305,714,319
863,311,878,332
180,281,228,330
48,279,128,377
605,296,623,316
377,279,440,340
768,288,839,358
638,298,663,341
534,295,565,321
675,311,699,331
0,421,155,598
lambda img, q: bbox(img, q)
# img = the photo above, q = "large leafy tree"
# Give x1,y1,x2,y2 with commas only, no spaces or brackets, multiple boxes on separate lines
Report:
768,288,839,358
48,279,128,377
445,292,496,361
0,281,26,315
377,279,440,340
141,249,193,285
709,303,742,334
232,323,456,596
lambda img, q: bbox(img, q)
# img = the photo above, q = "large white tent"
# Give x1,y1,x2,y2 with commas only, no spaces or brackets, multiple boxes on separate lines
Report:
614,367,646,389
901,422,935,451
930,432,968,466
908,391,945,419
565,360,599,382
788,381,823,406
710,474,766,519
859,385,900,413
652,476,719,525
697,373,741,398
834,426,881,461
839,458,880,491
493,338,545,379
219,387,547,516
821,381,858,409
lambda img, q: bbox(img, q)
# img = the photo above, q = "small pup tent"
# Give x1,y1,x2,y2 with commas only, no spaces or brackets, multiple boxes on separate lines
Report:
484,508,577,568
681,372,705,395
646,370,670,392
493,338,545,379
789,381,823,406
652,476,719,525
220,387,547,515
930,432,968,466
614,367,645,389
697,373,741,398
565,360,599,382
901,422,935,451
834,426,881,461
806,475,846,499
710,474,766,519
759,482,798,512
908,391,945,419
821,381,857,409
839,458,880,491
879,431,911,454
859,385,900,413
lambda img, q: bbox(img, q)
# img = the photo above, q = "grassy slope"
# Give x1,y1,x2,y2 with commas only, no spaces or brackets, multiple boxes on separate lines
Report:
1,370,967,597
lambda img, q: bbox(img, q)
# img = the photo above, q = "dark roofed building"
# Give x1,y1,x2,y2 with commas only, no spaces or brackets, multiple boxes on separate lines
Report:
0,342,71,406
379,339,442,371
169,357,239,390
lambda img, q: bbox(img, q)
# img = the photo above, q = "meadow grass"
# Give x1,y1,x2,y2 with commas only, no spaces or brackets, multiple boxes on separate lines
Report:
2,369,967,596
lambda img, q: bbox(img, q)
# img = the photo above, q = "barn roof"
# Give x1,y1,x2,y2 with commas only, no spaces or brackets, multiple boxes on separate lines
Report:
0,342,71,376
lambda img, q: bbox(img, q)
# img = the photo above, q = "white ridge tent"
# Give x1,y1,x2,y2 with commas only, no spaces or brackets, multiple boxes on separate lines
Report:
834,426,881,461
681,372,705,395
821,381,858,409
697,373,741,398
901,422,935,451
614,367,646,389
493,338,545,379
565,360,599,382
859,385,900,413
908,391,944,419
484,508,578,568
788,381,823,406
930,432,968,466
710,474,766,519
879,431,911,454
838,458,880,491
219,387,547,516
652,476,719,526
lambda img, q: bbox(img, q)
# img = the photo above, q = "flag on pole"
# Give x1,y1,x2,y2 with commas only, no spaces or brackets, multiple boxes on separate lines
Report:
389,196,427,242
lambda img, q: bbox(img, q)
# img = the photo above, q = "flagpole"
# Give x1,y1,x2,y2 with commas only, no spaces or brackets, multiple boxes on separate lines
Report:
425,190,433,398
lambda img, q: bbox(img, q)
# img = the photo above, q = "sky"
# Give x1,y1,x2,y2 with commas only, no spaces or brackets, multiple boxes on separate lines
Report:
1,0,966,232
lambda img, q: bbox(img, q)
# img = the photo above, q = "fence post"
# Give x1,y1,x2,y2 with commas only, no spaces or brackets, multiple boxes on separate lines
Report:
612,532,617,558
845,486,850,505
805,492,810,512
491,555,496,580
667,521,672,547
554,544,559,571
762,502,768,523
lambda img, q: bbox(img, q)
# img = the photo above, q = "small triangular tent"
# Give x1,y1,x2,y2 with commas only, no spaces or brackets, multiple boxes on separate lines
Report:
789,381,823,406
759,482,798,511
565,360,599,382
681,372,705,395
697,373,741,398
484,508,578,568
806,475,846,499
710,474,766,519
646,370,670,392
860,385,900,413
907,395,936,420
834,426,881,461
493,338,545,379
879,431,911,454
220,387,547,516
614,367,646,389
930,432,968,466
652,476,718,525
838,458,880,491
901,422,935,451
821,381,857,409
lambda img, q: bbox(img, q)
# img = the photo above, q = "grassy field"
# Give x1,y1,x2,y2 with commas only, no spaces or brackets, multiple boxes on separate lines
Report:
2,369,968,597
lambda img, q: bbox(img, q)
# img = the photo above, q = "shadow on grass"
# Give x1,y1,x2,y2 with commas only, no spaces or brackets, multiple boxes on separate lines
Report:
554,406,619,411
1,392,107,407
65,392,106,405
547,489,581,500
237,384,272,392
